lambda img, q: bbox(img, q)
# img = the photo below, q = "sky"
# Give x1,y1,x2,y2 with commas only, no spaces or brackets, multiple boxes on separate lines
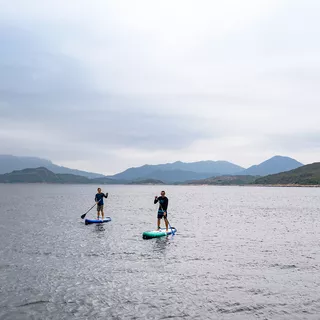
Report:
0,0,319,174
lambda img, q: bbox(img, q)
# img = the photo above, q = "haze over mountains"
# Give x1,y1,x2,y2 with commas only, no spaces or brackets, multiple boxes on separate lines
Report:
241,156,304,176
108,160,245,183
0,155,104,178
0,154,305,183
1,162,319,185
0,167,120,184
107,156,303,182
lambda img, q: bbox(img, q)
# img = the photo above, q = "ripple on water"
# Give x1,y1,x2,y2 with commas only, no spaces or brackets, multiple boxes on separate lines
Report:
0,185,320,319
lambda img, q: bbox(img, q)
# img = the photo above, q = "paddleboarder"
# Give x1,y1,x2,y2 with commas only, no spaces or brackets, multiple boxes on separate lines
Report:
154,190,169,232
95,188,108,220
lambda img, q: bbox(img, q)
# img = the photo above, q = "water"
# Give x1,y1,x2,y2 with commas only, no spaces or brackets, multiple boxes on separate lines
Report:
0,184,319,320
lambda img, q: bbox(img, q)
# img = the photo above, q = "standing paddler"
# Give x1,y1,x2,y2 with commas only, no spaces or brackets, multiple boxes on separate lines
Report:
154,190,169,232
95,187,108,220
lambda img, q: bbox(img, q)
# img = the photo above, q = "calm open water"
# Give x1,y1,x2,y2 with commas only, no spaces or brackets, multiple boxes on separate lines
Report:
0,184,319,320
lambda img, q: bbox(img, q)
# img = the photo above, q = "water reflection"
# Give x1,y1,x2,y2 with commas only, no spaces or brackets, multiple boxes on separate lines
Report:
152,236,173,255
94,224,105,233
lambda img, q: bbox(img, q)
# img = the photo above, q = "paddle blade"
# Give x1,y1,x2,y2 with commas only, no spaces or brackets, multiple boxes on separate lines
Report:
81,213,86,219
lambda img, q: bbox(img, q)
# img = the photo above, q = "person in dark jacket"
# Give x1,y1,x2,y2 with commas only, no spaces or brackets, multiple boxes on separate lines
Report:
154,190,169,231
95,188,108,219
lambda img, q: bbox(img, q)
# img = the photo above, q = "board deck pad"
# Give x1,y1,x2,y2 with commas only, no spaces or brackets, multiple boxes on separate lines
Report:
85,217,112,225
142,227,177,239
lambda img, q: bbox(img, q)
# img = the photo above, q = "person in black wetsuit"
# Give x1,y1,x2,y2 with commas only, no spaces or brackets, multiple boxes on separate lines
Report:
154,190,169,232
95,188,108,219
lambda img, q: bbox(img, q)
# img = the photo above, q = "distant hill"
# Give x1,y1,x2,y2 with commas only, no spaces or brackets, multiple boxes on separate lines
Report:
240,156,303,176
138,169,216,183
0,167,161,185
185,175,257,185
91,176,125,185
0,167,91,183
0,155,105,178
130,179,164,185
254,162,320,185
109,160,244,182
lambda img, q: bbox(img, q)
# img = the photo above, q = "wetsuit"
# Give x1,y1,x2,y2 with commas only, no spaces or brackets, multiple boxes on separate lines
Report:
154,196,168,219
95,193,107,211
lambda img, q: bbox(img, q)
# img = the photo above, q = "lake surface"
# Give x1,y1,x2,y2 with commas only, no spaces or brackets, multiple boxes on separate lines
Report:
0,184,319,320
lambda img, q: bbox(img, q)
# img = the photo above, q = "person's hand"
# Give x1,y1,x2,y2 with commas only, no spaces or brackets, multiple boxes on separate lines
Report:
163,211,167,216
155,196,158,200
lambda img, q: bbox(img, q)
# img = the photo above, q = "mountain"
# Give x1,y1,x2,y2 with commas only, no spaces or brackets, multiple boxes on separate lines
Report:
0,155,105,178
91,176,126,185
0,167,91,183
136,169,216,183
130,179,164,185
0,167,154,184
185,175,257,186
240,156,303,176
254,162,320,185
109,160,244,181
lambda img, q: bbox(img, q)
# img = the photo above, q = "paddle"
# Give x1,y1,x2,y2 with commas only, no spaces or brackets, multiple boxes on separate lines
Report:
81,193,108,219
81,203,97,219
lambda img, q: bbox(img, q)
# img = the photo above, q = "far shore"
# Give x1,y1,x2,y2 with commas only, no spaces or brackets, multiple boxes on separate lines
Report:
0,182,319,187
184,184,320,187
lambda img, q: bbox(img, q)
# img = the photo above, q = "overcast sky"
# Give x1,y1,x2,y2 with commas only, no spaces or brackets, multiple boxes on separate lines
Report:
0,0,319,174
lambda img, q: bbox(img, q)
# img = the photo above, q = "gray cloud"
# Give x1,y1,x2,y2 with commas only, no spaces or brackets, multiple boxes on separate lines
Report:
0,0,319,173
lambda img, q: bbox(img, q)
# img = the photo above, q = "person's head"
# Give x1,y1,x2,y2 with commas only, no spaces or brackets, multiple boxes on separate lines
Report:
97,187,101,193
161,190,165,197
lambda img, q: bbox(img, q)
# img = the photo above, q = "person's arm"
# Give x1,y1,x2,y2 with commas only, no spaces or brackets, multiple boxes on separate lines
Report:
95,194,98,203
163,198,168,212
103,192,108,198
154,196,158,204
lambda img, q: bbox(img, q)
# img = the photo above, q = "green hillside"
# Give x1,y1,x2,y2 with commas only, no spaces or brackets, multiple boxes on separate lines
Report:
0,167,90,183
186,175,257,185
0,167,161,185
130,179,164,185
254,162,320,185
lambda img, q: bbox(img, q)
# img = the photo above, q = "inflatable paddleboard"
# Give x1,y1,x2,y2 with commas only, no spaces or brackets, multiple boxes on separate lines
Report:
85,217,112,225
142,227,176,239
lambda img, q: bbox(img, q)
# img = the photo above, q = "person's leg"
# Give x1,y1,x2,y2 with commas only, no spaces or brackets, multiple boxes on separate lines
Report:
97,206,100,219
101,208,104,220
157,218,161,230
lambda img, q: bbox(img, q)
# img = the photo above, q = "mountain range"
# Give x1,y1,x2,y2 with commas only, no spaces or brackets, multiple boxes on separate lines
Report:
241,156,303,176
109,160,244,181
107,156,303,182
0,167,119,184
1,163,319,185
0,154,305,183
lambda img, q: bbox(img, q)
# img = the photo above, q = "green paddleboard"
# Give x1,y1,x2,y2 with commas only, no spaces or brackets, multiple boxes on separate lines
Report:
142,227,176,239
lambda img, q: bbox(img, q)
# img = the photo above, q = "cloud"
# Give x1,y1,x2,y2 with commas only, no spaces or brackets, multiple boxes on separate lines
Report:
0,0,319,174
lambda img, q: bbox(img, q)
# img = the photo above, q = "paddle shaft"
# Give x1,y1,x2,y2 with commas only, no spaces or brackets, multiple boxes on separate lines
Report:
81,203,97,219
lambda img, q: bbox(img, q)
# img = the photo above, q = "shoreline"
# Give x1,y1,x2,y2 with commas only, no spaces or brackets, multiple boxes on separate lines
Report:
0,182,319,187
185,183,320,187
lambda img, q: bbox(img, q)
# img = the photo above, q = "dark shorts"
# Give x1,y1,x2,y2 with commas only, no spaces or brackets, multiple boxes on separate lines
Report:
97,205,104,212
157,211,168,219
